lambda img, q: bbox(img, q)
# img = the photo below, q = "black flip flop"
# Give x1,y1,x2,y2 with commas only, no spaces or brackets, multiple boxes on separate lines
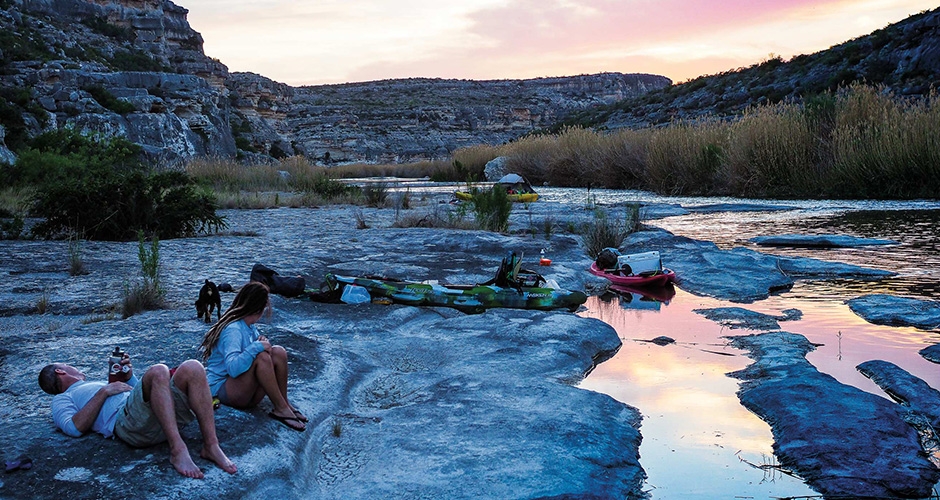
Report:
268,412,305,432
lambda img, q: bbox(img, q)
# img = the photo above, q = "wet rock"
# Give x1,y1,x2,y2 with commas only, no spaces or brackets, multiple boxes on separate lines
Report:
857,360,940,429
847,294,940,331
920,344,940,364
728,331,940,498
693,307,801,331
649,336,675,346
751,234,898,248
777,256,896,279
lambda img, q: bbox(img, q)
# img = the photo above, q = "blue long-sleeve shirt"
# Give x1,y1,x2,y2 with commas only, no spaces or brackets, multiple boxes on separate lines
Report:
51,374,140,438
205,319,265,396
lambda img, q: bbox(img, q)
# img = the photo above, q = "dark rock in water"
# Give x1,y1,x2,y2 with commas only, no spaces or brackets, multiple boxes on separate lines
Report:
728,331,940,498
693,306,802,331
751,234,898,248
650,336,675,346
776,256,896,280
920,344,940,364
857,360,940,429
847,294,940,330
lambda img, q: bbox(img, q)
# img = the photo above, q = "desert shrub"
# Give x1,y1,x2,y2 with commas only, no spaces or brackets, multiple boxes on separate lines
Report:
108,49,169,72
470,185,512,232
16,129,225,240
0,214,23,240
83,85,136,115
362,181,389,207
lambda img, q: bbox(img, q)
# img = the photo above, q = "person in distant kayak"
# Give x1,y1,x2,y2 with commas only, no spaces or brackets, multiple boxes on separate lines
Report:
38,356,236,479
199,282,306,432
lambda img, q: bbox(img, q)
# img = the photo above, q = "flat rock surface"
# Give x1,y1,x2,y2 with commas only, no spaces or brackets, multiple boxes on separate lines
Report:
0,206,644,499
694,306,802,331
847,294,940,331
728,331,940,498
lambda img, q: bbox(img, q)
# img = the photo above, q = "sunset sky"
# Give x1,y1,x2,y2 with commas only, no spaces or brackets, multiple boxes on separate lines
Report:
185,0,938,87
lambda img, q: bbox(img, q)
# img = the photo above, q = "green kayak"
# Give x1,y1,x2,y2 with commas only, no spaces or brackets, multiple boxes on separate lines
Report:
316,253,587,313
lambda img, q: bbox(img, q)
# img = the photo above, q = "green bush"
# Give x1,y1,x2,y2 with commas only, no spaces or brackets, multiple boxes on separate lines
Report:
14,129,226,240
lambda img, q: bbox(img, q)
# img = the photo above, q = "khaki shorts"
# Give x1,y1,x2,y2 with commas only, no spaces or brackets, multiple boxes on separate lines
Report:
113,375,195,447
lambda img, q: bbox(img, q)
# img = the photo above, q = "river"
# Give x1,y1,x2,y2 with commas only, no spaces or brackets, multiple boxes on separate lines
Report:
559,189,940,499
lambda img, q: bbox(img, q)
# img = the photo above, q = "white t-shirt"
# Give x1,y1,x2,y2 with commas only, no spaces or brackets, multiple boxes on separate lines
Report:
52,376,139,438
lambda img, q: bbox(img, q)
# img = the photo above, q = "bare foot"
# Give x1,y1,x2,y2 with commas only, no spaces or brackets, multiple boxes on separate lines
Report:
170,449,204,479
290,406,308,423
201,444,237,474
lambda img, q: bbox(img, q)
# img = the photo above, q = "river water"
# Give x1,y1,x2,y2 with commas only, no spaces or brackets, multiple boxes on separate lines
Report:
555,189,940,499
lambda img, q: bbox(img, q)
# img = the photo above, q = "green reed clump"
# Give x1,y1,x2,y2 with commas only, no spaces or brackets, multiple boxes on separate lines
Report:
122,231,165,318
470,185,513,232
581,206,640,258
67,233,87,276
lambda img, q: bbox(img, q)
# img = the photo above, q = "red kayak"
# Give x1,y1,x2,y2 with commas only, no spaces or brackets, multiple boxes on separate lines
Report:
589,262,677,287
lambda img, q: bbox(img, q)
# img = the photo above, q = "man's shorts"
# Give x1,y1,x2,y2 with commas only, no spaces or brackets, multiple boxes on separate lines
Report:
113,374,196,447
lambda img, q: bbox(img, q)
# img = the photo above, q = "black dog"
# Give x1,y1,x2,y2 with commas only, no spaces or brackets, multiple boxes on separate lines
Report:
195,279,222,323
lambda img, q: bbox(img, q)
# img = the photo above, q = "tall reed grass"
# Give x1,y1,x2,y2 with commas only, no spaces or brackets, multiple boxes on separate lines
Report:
446,83,939,199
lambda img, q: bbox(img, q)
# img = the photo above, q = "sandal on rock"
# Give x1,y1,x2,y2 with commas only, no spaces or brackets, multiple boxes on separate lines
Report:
292,410,308,423
268,412,305,432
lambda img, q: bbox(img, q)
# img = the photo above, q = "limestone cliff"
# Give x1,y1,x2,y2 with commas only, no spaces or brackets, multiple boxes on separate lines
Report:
0,0,670,165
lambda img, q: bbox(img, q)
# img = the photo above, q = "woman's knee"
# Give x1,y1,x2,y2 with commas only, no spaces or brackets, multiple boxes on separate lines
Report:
253,350,274,367
271,345,287,362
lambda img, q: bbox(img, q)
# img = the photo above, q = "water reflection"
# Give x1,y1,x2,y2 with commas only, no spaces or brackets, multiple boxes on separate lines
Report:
576,201,940,498
580,290,817,499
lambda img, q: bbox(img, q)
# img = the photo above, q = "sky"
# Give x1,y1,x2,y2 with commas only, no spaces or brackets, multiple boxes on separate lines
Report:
184,0,939,87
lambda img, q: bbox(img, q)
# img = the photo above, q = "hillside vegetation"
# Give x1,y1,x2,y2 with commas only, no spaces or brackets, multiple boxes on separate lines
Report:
556,7,940,131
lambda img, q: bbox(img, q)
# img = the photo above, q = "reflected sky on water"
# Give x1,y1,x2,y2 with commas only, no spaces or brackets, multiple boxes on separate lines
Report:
574,192,940,499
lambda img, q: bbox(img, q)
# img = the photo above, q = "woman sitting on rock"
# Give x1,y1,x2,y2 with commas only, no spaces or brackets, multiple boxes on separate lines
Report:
199,282,306,431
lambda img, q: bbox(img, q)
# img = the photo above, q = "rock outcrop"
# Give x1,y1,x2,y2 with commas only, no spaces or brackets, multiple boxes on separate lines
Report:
0,0,670,165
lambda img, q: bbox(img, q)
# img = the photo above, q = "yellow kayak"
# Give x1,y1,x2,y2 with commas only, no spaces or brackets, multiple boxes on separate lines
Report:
455,191,539,203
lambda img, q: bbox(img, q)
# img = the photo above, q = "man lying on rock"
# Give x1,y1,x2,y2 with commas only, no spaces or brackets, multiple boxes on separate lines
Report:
38,355,237,479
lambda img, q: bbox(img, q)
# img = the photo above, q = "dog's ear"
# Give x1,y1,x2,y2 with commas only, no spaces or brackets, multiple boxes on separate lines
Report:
205,279,210,285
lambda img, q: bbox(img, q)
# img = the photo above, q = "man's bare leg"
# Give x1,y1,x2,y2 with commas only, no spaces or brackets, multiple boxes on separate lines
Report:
172,361,236,474
142,365,203,479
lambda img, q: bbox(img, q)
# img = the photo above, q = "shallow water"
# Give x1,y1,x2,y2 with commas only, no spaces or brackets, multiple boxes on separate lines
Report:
570,190,940,498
